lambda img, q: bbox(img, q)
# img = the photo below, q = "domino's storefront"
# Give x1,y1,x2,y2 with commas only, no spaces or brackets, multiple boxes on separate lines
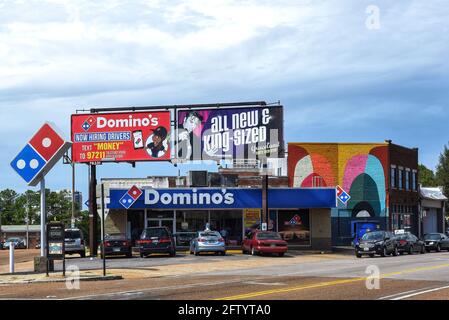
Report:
105,186,337,251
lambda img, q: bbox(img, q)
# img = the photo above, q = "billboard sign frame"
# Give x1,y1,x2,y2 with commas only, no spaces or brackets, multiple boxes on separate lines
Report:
175,105,285,162
71,111,172,164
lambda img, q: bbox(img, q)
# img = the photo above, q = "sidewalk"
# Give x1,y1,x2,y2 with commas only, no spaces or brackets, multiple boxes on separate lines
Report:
0,271,122,285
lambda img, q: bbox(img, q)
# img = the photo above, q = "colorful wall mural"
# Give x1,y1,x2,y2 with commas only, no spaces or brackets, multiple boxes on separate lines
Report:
288,143,389,219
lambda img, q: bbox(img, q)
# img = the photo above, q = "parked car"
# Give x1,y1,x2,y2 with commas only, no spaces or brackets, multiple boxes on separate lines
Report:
423,233,449,252
396,232,426,255
242,231,288,257
64,228,86,258
137,227,176,258
355,231,398,258
190,230,226,256
101,233,133,258
3,237,26,249
174,232,197,247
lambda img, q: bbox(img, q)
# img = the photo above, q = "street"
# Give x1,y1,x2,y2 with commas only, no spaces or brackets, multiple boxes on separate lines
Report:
1,250,449,300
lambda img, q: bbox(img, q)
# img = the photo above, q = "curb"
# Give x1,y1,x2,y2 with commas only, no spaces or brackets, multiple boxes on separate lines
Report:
0,274,123,285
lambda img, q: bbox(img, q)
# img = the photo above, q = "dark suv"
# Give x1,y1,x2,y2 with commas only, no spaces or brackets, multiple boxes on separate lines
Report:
424,233,449,252
355,231,398,258
137,227,176,258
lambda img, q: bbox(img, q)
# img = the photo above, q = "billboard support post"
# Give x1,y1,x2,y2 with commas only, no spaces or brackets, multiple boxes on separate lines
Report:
262,161,269,227
101,183,106,277
89,165,98,257
40,178,46,258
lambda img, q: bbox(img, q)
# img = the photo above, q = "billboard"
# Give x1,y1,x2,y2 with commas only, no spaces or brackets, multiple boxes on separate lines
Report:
71,111,171,163
176,106,284,161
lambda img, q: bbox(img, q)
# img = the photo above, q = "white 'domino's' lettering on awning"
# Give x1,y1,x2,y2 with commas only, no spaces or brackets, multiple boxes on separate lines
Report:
145,189,235,206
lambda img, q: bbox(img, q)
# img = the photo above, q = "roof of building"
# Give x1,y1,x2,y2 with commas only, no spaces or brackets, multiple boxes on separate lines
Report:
420,187,448,201
0,225,41,233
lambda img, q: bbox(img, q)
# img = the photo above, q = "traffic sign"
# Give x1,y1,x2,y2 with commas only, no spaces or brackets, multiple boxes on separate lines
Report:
336,185,351,205
11,122,72,187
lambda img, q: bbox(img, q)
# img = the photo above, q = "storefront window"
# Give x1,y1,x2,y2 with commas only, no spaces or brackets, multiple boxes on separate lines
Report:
176,211,209,234
210,210,243,245
278,210,310,245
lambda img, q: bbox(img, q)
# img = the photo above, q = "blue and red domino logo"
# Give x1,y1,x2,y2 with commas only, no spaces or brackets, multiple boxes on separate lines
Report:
82,116,96,132
11,123,65,184
336,185,351,204
119,186,143,209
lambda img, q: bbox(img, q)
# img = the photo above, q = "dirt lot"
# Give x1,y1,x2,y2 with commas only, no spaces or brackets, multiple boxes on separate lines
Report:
0,249,40,274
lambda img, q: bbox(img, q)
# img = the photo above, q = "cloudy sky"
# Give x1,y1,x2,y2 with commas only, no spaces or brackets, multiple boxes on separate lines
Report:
1,0,448,203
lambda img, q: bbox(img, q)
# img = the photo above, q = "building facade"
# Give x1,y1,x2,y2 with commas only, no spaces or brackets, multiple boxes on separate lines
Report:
419,187,447,235
99,167,337,251
288,141,419,246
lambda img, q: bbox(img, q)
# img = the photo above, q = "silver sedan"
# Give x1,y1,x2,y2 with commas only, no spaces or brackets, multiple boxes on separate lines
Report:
190,231,226,256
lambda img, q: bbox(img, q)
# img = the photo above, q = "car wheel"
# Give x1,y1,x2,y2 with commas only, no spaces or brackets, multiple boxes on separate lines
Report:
399,252,404,255
278,252,285,257
169,250,176,257
369,254,375,258
140,253,145,258
381,247,387,257
221,251,226,256
356,252,362,258
126,251,133,258
392,247,399,257
437,244,441,252
251,247,258,256
408,246,414,255
80,251,86,258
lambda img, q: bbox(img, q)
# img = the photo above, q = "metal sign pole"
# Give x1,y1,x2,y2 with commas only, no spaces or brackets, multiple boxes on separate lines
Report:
101,183,106,277
40,178,46,257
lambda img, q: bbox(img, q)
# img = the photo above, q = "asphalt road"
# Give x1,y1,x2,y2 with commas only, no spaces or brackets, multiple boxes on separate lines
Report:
2,251,449,300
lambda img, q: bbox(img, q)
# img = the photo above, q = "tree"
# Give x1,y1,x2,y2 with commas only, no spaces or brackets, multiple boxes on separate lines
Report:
436,144,449,222
419,164,438,187
0,189,83,229
436,144,449,195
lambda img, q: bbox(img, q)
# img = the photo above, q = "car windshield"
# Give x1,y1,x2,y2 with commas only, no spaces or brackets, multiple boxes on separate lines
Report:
199,232,221,239
142,228,169,239
106,233,126,240
362,232,384,241
396,234,409,240
424,234,441,240
6,238,20,242
65,230,81,239
256,232,282,240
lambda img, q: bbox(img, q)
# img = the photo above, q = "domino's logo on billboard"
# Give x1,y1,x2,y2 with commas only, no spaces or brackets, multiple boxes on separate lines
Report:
10,123,72,186
82,116,96,132
119,185,143,209
336,185,351,205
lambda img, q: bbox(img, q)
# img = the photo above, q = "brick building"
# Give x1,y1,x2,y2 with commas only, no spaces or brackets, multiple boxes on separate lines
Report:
288,141,419,246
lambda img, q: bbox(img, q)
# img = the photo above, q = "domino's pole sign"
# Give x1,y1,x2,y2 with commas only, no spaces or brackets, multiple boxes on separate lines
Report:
11,123,72,186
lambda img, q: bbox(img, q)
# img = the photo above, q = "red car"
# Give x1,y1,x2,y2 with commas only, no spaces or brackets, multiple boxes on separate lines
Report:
242,231,288,257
